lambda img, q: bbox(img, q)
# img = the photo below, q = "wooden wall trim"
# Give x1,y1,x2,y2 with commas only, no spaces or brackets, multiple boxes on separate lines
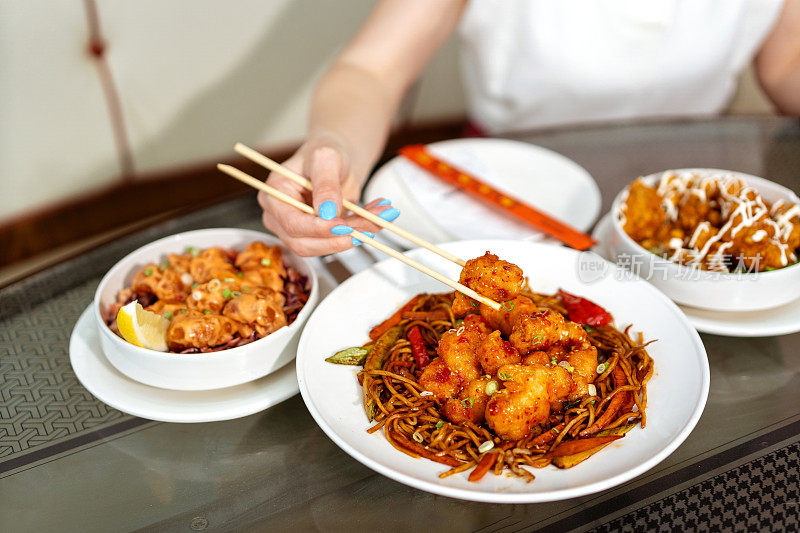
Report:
0,118,466,268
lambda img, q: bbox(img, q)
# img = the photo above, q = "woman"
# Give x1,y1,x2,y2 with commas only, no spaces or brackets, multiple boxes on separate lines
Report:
259,0,800,256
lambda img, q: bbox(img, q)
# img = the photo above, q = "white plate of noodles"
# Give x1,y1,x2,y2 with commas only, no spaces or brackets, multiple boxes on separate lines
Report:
296,240,708,503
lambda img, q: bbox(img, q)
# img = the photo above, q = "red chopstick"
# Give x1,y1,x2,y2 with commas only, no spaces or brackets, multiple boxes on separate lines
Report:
399,144,596,250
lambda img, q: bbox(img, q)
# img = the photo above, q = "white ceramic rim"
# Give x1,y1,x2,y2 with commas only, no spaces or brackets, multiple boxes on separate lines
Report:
92,227,318,359
70,307,299,423
296,240,710,503
610,168,800,279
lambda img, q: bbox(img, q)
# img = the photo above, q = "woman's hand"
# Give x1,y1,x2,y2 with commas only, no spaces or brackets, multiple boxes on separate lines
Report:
258,140,399,257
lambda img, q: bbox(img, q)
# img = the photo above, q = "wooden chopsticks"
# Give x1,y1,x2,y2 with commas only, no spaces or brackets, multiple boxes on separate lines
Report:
234,143,466,267
217,163,501,310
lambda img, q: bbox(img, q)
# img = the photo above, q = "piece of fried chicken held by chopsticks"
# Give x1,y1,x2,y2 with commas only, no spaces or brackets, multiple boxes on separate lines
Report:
452,252,525,315
485,363,572,441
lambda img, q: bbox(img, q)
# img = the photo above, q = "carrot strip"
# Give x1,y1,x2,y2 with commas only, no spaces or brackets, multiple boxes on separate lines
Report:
391,432,461,467
580,365,629,437
468,452,498,482
544,435,623,458
369,295,423,340
530,423,566,446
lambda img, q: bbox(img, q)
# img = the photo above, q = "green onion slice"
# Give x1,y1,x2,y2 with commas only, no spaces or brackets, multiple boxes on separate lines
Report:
501,300,514,311
478,441,494,453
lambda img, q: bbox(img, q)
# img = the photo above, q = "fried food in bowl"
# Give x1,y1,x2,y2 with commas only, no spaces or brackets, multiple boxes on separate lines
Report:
609,169,800,311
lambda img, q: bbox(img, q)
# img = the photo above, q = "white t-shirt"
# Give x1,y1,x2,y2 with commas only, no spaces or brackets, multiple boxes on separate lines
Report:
458,0,783,133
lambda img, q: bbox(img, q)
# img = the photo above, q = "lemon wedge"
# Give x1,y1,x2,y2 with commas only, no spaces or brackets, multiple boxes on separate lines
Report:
116,301,170,351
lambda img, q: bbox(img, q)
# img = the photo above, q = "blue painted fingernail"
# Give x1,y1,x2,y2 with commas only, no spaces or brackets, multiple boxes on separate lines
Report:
376,199,392,206
351,232,375,246
330,225,353,236
318,201,337,220
378,207,400,222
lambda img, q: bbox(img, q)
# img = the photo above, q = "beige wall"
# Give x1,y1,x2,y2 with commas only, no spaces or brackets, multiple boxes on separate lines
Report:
0,0,466,223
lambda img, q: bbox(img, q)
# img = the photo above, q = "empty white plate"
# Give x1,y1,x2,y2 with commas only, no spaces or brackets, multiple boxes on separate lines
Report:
592,214,800,337
364,138,601,247
69,307,299,423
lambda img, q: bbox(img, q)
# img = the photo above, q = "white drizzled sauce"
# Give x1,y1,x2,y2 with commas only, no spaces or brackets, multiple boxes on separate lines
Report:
662,197,678,221
668,237,684,249
688,222,711,248
774,204,800,240
751,230,767,242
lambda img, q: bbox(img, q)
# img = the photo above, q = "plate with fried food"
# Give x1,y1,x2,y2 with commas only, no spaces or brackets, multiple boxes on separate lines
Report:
607,169,800,312
296,240,708,503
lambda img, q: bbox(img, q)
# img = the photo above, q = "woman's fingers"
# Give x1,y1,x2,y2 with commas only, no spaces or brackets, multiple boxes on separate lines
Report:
257,149,401,256
306,146,345,221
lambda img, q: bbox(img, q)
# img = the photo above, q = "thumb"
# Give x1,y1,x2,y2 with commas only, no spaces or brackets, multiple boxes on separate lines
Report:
306,146,345,221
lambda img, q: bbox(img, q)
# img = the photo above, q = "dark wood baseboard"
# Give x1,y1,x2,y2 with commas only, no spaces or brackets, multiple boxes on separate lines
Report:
0,118,466,269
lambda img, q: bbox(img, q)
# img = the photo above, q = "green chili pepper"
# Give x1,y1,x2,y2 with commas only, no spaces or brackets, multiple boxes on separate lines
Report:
325,346,372,366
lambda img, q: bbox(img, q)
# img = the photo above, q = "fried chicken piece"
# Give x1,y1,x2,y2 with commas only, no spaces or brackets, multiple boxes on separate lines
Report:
166,310,239,350
452,252,525,315
166,253,192,275
509,310,587,355
418,314,491,400
442,376,492,425
622,179,666,241
222,287,287,337
189,248,237,284
479,295,539,336
417,358,462,400
477,330,521,376
485,364,572,441
677,194,711,232
522,344,566,366
235,242,286,292
186,279,242,314
240,268,284,292
132,264,187,302
146,300,187,318
564,343,599,400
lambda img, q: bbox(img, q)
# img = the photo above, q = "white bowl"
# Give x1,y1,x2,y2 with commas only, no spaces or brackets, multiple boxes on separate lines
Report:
93,228,318,391
609,169,800,311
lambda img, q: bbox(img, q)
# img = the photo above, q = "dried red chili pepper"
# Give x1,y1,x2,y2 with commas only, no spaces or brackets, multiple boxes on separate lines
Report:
407,326,431,369
558,289,612,326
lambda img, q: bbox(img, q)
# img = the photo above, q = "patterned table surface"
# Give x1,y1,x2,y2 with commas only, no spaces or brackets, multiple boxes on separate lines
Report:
2,117,799,532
